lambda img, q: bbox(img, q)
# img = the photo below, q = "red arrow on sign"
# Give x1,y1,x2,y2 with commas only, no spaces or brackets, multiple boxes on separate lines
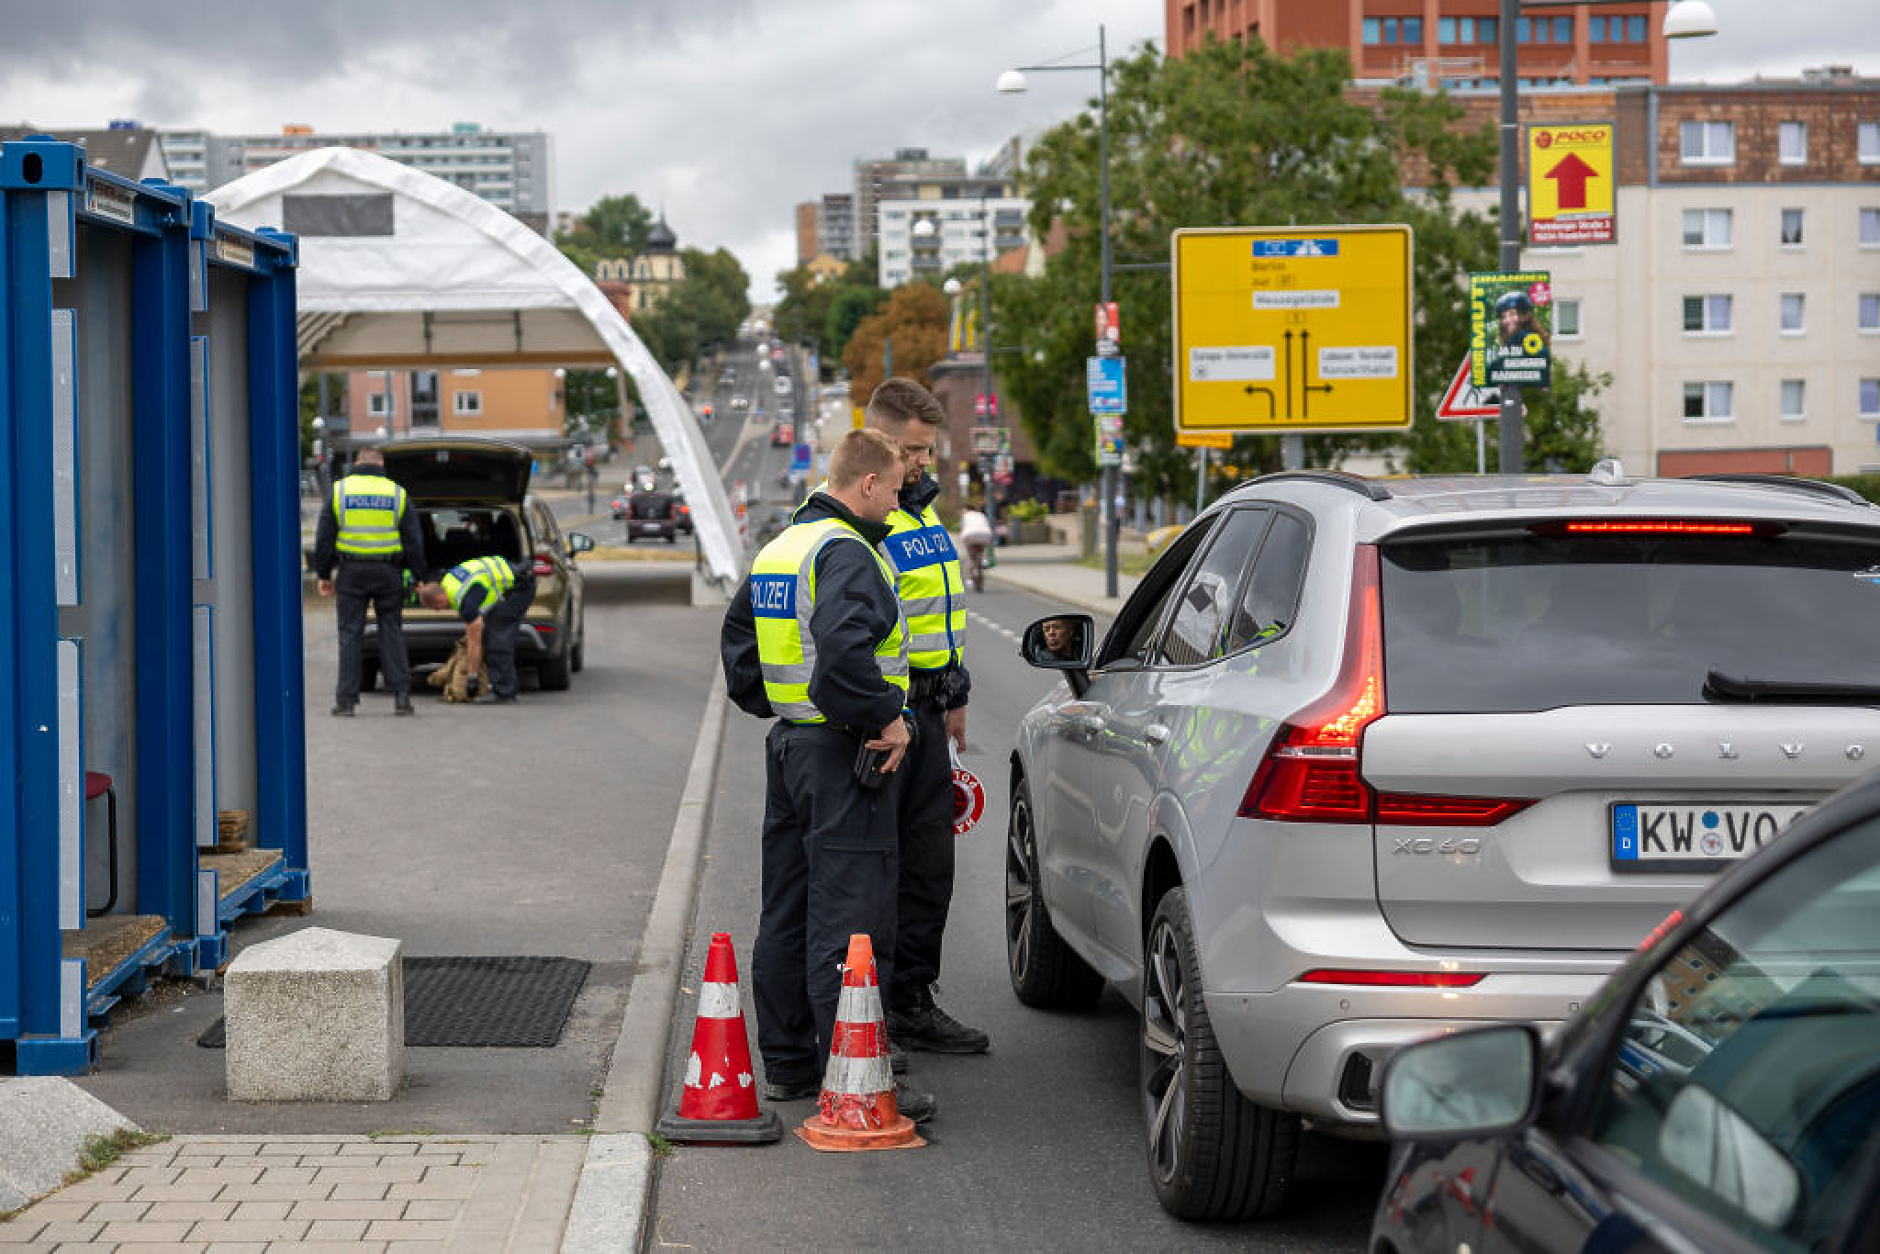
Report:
1436,356,1500,421
1545,152,1599,211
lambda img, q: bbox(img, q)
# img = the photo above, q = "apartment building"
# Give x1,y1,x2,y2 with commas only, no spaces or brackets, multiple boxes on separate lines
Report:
878,192,1029,289
854,148,969,257
1167,0,1668,87
819,192,857,261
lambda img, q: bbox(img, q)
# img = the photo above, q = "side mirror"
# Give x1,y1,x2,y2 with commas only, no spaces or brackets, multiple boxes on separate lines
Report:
569,532,595,555
1021,614,1094,669
1379,1023,1541,1140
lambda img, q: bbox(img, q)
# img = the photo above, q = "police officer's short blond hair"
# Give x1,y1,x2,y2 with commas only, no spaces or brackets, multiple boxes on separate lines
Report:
829,428,904,489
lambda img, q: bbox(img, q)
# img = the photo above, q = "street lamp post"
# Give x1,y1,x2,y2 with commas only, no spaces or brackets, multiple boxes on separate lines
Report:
1002,24,1115,595
1494,0,1716,473
930,201,1002,544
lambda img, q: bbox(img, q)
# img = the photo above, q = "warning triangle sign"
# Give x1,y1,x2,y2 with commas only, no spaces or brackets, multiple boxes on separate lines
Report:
1437,356,1501,421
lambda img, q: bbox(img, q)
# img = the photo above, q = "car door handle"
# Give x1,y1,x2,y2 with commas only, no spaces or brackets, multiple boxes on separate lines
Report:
1144,723,1170,745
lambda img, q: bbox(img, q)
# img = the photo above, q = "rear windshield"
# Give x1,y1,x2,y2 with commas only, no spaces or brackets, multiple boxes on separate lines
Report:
630,493,674,520
1381,527,1880,712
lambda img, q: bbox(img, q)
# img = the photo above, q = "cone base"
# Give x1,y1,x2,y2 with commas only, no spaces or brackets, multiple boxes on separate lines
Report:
794,1113,925,1152
654,1108,783,1145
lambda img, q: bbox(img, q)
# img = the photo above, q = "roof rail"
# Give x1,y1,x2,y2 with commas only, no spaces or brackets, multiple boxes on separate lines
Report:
1248,470,1393,502
1683,473,1871,507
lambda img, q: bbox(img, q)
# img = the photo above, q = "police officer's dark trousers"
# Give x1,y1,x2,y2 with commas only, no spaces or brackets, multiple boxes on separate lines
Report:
889,695,954,1016
335,558,410,703
481,572,536,699
752,721,900,1085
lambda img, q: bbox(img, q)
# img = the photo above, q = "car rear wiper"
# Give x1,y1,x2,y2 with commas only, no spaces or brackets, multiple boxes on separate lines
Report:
1703,669,1880,705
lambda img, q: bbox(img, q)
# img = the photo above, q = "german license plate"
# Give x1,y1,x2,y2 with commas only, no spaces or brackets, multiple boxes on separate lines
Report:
1610,802,1810,872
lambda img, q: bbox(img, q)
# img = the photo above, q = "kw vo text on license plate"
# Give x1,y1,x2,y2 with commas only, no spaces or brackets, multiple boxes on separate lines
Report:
1611,802,1810,871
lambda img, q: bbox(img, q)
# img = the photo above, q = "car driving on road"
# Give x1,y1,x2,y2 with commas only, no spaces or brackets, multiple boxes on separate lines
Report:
1007,466,1880,1221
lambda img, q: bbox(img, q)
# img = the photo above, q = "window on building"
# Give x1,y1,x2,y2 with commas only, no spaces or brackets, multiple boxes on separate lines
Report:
1861,121,1880,163
1515,16,1530,42
1682,208,1732,248
1780,379,1806,421
1362,16,1381,43
1862,294,1880,332
1627,15,1647,41
1780,206,1805,245
453,391,482,416
1863,378,1880,419
1680,120,1735,164
1683,295,1732,334
1683,382,1733,422
1779,121,1808,165
1553,16,1571,41
366,392,391,418
1402,17,1423,42
1477,16,1496,42
1554,298,1583,338
1588,15,1606,41
1780,293,1806,333
1439,16,1455,42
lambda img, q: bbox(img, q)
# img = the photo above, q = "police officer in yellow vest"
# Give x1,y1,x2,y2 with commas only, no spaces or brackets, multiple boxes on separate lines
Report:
312,446,427,717
415,556,537,705
825,379,989,1056
720,429,936,1123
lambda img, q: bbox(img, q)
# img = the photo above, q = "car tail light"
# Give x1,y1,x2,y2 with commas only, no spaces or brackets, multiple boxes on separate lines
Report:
1239,546,1384,823
1240,545,1533,827
531,555,554,577
1531,519,1773,538
1296,969,1486,989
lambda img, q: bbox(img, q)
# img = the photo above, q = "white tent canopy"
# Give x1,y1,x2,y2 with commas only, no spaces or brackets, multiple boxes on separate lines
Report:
205,146,740,590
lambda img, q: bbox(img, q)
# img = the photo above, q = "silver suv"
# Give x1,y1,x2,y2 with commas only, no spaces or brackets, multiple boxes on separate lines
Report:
1008,466,1880,1221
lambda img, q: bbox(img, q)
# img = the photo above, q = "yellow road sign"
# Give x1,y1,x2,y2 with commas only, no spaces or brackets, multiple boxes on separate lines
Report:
1172,225,1413,433
1175,430,1233,449
1527,122,1614,246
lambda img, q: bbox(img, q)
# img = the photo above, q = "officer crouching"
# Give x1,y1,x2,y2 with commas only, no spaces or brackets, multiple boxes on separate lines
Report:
720,428,937,1124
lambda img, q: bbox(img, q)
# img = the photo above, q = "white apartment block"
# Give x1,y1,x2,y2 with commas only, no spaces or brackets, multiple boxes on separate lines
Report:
878,196,1030,289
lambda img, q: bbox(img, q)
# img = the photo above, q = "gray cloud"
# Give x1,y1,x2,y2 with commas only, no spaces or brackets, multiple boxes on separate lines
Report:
0,0,1869,299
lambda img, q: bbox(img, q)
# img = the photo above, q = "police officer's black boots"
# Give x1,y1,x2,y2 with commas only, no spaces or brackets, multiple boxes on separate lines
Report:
394,692,415,717
331,701,355,717
887,984,990,1054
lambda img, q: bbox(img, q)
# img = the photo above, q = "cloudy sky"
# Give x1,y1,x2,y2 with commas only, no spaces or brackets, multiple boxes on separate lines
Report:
2,1,1871,300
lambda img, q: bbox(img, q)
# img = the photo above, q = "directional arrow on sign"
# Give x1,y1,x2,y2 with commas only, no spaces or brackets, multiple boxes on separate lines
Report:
1545,152,1599,211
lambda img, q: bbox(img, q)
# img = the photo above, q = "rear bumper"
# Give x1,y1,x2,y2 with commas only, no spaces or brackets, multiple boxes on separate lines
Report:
362,618,563,665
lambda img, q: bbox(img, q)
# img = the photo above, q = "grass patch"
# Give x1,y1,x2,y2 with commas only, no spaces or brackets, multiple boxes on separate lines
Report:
645,1132,676,1157
1075,550,1157,578
62,1128,166,1186
367,1129,439,1140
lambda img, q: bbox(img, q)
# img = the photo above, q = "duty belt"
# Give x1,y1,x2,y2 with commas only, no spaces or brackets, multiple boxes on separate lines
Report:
339,554,400,564
908,669,951,703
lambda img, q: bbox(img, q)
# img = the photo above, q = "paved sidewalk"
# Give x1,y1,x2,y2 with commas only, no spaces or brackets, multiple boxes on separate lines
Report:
982,541,1141,615
0,1135,587,1251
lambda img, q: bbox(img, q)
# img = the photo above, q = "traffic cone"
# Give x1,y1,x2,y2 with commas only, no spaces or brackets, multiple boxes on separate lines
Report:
654,932,782,1144
795,934,925,1152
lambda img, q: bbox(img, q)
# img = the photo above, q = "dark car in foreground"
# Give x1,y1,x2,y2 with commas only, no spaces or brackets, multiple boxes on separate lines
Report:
365,437,592,692
1373,768,1880,1254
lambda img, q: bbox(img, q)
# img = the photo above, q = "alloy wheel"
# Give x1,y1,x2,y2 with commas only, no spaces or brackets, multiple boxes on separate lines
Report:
1141,915,1189,1185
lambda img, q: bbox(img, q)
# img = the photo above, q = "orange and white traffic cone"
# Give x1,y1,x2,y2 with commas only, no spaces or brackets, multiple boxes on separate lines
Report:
654,932,782,1144
795,933,925,1152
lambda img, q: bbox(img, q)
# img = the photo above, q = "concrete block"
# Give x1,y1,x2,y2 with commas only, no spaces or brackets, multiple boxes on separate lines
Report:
0,1078,141,1212
224,927,403,1102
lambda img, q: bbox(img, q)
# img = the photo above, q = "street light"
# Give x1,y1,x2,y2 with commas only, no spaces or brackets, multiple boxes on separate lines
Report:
1001,25,1116,595
1494,0,1716,472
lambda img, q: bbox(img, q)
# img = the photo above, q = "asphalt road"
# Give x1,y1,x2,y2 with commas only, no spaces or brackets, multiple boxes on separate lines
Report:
646,579,1386,1251
70,563,721,1137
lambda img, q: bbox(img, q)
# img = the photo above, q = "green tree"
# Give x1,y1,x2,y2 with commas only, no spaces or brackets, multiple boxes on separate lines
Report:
843,284,950,399
554,194,653,275
999,36,1592,495
631,247,753,373
824,284,887,365
773,264,842,355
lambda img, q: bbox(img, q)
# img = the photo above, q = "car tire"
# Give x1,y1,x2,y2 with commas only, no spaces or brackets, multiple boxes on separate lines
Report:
1005,777,1103,1010
570,616,586,674
1141,886,1298,1221
537,616,573,691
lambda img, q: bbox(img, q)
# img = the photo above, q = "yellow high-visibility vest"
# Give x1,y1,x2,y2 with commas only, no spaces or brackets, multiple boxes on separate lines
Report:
751,517,908,724
441,556,517,616
882,500,967,672
333,473,407,557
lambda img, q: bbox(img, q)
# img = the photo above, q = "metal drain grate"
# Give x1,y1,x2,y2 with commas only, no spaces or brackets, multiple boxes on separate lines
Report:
197,956,591,1049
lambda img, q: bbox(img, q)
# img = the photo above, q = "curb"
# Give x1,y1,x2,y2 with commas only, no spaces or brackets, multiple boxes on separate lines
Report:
563,672,728,1249
984,567,1134,618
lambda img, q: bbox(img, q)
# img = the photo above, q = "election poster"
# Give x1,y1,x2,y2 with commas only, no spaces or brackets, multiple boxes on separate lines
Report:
1469,271,1553,390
